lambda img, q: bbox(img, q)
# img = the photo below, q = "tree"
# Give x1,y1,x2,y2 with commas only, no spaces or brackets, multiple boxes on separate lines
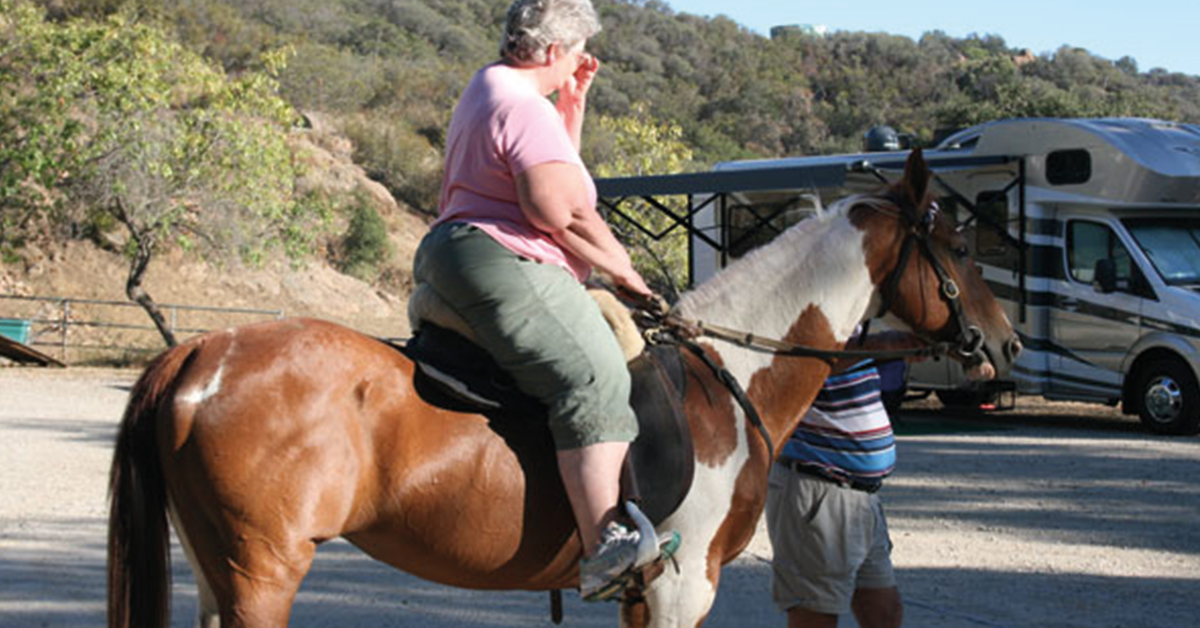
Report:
2,1,323,346
588,103,694,297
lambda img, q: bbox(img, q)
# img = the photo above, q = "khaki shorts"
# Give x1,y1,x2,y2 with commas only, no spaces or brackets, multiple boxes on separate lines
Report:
765,462,896,615
412,221,637,450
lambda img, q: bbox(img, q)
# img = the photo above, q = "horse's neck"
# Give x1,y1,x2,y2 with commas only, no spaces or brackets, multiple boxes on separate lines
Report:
675,210,879,450
676,210,875,348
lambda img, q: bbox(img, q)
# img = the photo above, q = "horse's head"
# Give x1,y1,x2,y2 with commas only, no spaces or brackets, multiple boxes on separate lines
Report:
853,148,1021,379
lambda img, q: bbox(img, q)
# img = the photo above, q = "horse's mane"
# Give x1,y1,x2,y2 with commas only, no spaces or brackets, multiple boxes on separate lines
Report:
676,192,892,323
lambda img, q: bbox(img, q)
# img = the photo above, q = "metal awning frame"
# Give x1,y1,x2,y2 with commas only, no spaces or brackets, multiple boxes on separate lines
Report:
595,153,1027,296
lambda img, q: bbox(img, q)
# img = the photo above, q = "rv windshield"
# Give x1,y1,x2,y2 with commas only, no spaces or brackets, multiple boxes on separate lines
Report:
1125,218,1200,286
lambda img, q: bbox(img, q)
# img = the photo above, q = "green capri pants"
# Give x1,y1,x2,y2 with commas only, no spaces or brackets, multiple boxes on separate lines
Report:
412,221,638,450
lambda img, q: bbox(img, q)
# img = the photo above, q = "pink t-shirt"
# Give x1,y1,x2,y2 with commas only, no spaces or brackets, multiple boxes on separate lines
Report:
433,64,596,282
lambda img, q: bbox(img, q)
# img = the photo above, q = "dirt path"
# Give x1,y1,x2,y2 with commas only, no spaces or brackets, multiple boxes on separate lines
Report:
2,367,1198,627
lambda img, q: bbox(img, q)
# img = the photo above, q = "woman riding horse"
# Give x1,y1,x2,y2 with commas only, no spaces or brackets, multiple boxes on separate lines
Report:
411,0,667,602
107,148,1020,627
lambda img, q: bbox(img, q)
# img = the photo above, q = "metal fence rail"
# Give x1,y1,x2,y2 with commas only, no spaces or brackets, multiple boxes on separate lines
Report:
0,294,284,365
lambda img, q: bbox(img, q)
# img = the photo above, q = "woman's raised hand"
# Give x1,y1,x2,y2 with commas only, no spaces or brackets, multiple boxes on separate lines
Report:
559,53,600,109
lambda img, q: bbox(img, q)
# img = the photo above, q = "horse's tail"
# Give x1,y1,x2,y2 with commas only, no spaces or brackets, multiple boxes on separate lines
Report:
107,342,198,628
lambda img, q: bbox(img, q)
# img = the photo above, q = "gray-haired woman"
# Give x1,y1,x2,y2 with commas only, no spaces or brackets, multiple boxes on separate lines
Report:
411,0,675,601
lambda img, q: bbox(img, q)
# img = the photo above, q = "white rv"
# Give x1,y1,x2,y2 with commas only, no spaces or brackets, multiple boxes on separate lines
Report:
595,118,1200,434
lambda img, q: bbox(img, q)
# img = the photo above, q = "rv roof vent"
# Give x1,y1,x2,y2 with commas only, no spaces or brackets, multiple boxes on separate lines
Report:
864,126,901,152
1046,149,1091,185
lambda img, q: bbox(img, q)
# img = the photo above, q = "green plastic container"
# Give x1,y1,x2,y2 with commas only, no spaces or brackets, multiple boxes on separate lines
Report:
0,318,31,344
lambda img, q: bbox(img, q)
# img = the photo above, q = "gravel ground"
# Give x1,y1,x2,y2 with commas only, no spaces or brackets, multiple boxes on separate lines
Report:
2,367,1199,628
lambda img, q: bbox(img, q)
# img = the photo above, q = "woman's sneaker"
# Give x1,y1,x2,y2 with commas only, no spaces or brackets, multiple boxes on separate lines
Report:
579,522,640,602
579,522,683,602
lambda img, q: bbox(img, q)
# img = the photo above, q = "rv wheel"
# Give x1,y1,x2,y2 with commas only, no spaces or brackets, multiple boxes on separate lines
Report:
1135,359,1200,436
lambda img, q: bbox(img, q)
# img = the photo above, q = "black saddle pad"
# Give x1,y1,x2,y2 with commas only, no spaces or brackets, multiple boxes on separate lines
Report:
398,324,694,525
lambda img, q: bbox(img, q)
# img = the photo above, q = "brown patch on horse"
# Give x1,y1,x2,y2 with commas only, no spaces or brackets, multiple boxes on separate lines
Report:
850,205,907,288
680,346,740,467
849,148,934,283
746,304,839,458
701,306,839,585
850,203,954,334
847,149,961,336
621,596,651,627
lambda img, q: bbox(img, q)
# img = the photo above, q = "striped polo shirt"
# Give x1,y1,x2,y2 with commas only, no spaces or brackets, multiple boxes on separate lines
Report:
778,361,896,485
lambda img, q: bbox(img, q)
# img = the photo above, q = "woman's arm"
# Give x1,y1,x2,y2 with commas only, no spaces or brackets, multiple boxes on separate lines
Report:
556,53,599,151
516,162,651,296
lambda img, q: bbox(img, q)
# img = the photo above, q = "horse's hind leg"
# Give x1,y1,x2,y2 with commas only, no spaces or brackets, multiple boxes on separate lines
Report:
169,506,221,627
173,509,318,628
208,536,317,628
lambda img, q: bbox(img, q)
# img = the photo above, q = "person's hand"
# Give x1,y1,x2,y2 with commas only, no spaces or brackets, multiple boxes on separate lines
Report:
558,53,599,110
611,268,652,299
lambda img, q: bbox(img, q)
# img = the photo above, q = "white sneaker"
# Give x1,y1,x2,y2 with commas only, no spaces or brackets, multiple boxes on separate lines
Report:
579,522,640,601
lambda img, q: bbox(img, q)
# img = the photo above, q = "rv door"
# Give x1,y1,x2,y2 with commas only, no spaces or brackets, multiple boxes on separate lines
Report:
1047,217,1146,401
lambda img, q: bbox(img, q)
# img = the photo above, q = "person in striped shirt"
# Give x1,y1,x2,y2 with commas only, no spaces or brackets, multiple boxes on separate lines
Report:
766,332,921,628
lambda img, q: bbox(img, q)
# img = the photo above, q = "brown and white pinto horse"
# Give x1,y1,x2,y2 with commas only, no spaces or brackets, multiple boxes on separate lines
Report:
108,149,1018,628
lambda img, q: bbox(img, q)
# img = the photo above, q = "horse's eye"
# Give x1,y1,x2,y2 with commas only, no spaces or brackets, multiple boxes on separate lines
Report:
953,246,970,259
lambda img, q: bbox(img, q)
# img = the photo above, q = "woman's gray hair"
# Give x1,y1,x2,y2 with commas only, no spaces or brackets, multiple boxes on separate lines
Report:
500,0,601,65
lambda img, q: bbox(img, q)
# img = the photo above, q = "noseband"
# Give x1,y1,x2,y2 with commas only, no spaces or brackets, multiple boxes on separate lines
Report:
869,200,987,368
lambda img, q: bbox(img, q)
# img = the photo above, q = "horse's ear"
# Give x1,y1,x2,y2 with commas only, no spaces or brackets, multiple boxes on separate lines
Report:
901,148,932,216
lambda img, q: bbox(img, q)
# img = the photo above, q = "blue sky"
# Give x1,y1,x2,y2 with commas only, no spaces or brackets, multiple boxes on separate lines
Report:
664,0,1200,77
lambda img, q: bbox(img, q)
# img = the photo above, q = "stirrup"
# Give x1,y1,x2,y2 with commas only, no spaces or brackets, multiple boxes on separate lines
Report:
625,501,664,569
581,501,682,603
581,532,682,603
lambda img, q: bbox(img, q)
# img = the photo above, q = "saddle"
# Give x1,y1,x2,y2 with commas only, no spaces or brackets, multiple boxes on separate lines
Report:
400,286,695,527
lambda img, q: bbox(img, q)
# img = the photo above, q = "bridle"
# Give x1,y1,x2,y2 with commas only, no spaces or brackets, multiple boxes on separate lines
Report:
865,197,989,369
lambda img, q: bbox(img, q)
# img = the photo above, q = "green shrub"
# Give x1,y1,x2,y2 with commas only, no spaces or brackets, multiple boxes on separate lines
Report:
339,197,393,283
341,112,443,216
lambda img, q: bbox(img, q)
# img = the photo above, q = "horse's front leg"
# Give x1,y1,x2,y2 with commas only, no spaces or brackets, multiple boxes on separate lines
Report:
621,550,721,628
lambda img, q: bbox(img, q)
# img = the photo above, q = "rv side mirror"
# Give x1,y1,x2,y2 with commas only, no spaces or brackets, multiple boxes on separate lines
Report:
1093,259,1118,294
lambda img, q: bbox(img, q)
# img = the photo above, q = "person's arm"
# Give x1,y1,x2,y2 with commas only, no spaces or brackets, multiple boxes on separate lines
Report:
555,53,599,152
842,330,994,380
516,163,651,296
830,330,926,373
850,330,926,355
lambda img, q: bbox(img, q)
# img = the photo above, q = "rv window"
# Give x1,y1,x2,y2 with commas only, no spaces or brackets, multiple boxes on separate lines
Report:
1067,221,1132,288
1126,218,1200,286
725,192,826,259
1047,150,1091,185
974,191,1009,257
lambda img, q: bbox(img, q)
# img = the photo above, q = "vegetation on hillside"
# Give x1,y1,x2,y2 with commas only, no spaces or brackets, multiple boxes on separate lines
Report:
1,0,331,344
5,0,1200,330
